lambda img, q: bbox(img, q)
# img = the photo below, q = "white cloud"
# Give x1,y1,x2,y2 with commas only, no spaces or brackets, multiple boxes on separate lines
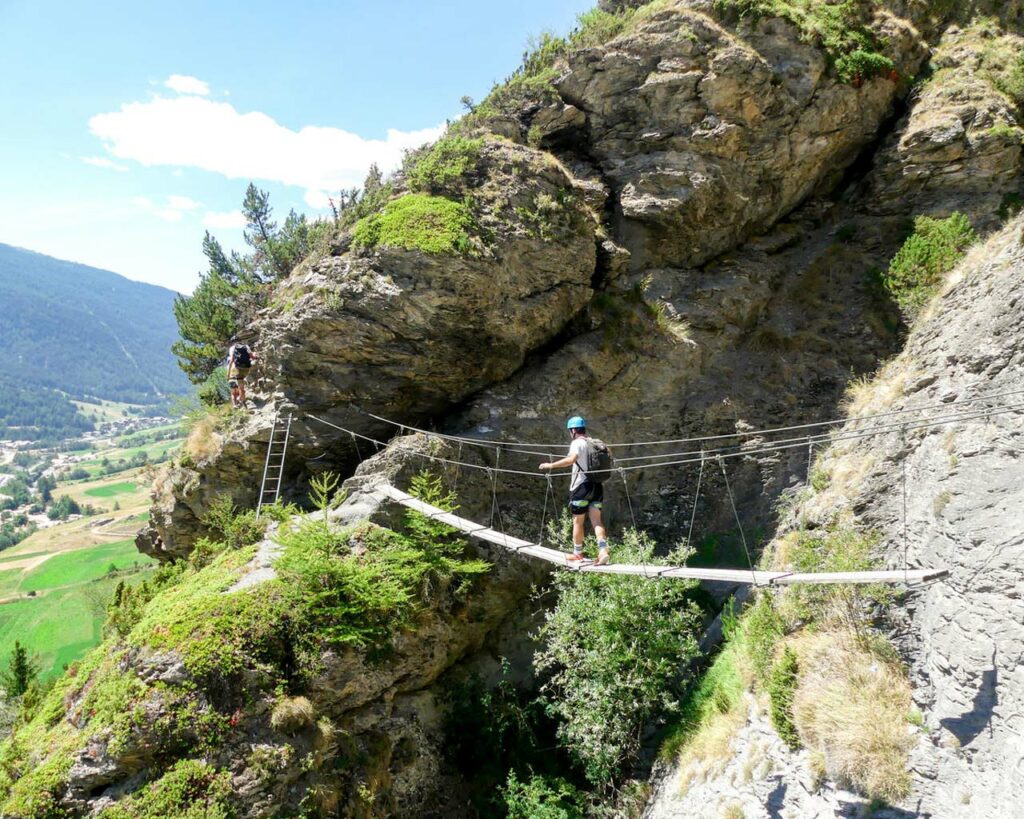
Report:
134,194,203,223
89,93,444,204
82,155,128,172
165,74,210,96
202,210,247,229
304,189,334,210
167,195,200,210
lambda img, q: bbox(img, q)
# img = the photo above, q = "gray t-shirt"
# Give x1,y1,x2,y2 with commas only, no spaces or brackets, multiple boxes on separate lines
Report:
569,436,590,491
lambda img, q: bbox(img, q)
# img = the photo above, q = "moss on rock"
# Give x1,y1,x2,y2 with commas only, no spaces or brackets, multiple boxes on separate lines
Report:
352,193,478,256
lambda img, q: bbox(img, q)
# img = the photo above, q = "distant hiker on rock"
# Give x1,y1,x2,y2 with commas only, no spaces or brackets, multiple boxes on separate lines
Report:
226,340,255,408
539,416,613,565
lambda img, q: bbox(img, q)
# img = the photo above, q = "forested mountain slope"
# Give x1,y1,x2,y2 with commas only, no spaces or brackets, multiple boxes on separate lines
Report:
0,243,188,406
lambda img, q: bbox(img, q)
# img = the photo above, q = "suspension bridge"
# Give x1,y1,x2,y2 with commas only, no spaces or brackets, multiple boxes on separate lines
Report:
255,386,1024,586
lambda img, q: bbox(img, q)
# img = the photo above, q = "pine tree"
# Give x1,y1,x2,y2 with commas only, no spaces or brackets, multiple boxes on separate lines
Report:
1,641,39,697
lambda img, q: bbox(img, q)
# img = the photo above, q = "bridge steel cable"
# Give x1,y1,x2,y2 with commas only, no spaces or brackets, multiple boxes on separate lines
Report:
306,400,1024,480
350,386,1024,452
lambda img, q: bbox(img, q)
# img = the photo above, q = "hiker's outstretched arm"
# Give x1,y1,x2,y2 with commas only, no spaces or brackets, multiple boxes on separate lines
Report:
539,452,577,470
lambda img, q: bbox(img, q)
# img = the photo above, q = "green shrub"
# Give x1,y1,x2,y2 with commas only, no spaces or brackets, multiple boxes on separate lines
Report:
767,645,800,748
201,495,266,553
406,136,483,193
104,579,155,638
197,367,230,407
352,193,477,255
274,472,489,654
572,8,630,47
503,770,584,819
745,594,783,686
881,212,977,317
536,531,704,787
835,49,896,84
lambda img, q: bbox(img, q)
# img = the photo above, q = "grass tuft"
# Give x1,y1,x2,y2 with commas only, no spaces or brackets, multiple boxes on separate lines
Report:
791,632,914,803
270,695,316,734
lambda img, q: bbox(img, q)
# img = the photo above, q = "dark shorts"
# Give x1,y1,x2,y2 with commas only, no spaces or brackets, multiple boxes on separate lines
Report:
228,365,250,382
569,481,603,515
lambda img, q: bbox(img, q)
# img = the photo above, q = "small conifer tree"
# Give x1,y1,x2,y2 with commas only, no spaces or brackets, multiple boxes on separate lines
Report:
1,641,39,697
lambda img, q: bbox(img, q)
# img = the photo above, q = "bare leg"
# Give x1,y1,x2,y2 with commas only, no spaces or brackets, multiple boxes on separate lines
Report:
589,507,606,542
572,514,586,553
590,507,609,564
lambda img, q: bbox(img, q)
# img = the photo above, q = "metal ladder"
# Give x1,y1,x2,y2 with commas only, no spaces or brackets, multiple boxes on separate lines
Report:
257,412,292,518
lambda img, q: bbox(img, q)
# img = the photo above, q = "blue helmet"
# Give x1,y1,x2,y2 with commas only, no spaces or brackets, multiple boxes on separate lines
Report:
566,415,586,430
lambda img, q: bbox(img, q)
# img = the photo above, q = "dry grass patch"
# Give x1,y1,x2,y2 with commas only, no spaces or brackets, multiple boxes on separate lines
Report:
841,359,913,420
790,632,915,804
183,415,224,464
676,700,748,790
270,695,316,734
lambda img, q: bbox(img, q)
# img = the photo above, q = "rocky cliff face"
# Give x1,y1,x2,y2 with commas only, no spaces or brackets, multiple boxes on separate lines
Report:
644,216,1024,819
121,0,1024,816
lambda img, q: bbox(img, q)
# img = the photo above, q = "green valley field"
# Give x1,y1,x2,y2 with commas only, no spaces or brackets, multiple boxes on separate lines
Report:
0,437,174,679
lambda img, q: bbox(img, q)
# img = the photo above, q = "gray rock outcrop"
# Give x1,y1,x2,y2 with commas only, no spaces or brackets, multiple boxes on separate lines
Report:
645,217,1024,817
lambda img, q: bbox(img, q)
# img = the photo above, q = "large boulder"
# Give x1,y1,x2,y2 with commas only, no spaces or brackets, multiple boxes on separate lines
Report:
552,1,927,270
862,22,1024,226
140,138,597,559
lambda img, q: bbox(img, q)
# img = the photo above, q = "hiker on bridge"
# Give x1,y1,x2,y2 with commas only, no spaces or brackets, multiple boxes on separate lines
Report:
539,416,611,565
226,339,256,409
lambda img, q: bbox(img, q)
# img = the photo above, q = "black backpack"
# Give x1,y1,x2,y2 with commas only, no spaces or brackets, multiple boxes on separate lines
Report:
584,438,614,484
232,344,251,367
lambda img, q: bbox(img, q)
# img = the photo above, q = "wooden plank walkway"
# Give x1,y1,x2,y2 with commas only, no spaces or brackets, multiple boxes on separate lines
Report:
379,485,949,586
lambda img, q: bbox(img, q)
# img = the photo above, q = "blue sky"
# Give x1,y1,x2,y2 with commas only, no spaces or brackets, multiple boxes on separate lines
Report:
0,0,592,294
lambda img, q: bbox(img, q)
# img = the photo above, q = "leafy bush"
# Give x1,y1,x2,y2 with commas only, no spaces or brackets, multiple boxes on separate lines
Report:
536,531,704,787
503,770,584,819
274,472,489,653
881,212,977,317
406,136,483,194
572,8,630,47
767,645,800,748
46,495,80,521
835,49,896,84
104,579,154,638
201,495,266,553
352,193,477,255
197,366,230,407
